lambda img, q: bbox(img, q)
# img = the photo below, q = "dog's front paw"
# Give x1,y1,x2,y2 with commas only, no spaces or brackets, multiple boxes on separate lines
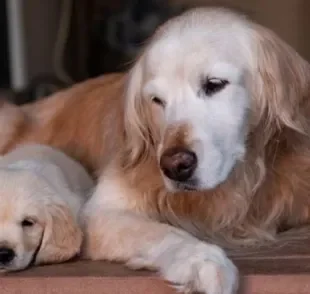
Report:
162,242,238,294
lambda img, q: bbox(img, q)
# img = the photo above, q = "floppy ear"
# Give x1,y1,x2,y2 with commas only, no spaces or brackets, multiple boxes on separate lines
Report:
253,24,310,134
35,200,82,265
123,57,160,168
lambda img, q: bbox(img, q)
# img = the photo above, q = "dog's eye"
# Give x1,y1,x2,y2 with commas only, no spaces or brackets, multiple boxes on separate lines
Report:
151,96,165,107
203,78,229,96
21,219,34,227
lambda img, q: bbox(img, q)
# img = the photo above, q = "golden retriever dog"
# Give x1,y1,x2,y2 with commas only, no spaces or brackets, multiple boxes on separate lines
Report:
0,144,94,272
1,6,310,293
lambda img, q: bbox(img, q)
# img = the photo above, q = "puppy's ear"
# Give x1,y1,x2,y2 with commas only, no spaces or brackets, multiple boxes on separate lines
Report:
35,200,82,265
253,24,310,134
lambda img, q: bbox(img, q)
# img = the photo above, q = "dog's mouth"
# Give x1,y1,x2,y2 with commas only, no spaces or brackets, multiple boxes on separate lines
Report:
0,261,15,273
0,253,37,273
179,185,197,191
0,265,29,274
0,266,9,272
176,181,198,191
165,178,199,192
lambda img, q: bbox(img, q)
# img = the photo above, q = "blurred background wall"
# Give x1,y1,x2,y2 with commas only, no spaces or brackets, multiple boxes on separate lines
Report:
1,0,310,104
23,0,61,84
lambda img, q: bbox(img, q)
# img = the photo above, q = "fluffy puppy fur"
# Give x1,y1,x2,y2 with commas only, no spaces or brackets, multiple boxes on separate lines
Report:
1,6,310,293
0,144,94,272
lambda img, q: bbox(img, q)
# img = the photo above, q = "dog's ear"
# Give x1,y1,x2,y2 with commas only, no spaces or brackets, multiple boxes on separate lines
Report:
123,56,160,168
35,199,82,265
252,24,310,134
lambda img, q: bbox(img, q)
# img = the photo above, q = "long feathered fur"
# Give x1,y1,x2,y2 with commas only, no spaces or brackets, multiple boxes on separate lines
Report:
118,11,310,253
1,9,310,256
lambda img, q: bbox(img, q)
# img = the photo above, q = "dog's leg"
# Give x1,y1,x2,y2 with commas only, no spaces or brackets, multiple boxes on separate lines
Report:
82,176,238,294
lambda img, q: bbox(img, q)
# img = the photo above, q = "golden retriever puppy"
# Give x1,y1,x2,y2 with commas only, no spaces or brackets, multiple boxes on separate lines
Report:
1,6,310,294
0,144,94,272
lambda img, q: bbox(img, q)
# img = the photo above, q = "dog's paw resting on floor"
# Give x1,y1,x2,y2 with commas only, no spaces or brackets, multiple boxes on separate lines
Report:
0,144,94,272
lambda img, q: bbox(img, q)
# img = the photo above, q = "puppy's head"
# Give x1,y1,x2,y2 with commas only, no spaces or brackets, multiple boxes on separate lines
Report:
124,7,310,191
0,169,82,272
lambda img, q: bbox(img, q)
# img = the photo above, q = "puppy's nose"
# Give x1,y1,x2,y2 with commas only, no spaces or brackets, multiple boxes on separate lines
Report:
0,247,15,265
160,147,197,182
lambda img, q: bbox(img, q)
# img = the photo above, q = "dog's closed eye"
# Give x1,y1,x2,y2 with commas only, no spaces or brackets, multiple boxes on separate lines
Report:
203,78,229,96
21,219,35,228
151,96,166,107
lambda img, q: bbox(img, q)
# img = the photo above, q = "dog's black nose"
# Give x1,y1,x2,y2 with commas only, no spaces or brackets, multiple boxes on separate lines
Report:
0,247,15,265
160,147,197,182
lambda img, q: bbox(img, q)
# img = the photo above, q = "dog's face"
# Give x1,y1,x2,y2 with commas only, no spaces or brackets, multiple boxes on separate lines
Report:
126,8,256,191
0,168,82,272
0,170,44,272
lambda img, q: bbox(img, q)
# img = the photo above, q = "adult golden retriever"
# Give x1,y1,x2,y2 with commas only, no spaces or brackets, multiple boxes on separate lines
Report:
1,7,310,294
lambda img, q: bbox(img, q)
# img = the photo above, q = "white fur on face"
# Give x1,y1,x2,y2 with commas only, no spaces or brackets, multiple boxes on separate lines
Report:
0,171,45,272
140,8,254,190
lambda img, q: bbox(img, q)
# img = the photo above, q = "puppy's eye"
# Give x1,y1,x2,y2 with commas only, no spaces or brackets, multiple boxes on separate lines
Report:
151,96,165,107
21,219,34,227
203,78,229,96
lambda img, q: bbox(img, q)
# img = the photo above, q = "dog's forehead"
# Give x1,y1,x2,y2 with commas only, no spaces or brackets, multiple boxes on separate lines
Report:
0,170,42,220
145,8,253,75
0,193,40,224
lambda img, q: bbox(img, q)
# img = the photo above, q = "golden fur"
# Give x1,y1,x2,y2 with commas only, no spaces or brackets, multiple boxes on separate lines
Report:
1,8,310,252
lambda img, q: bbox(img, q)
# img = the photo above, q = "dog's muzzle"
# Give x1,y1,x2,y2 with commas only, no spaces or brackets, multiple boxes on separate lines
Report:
0,247,15,265
160,147,197,182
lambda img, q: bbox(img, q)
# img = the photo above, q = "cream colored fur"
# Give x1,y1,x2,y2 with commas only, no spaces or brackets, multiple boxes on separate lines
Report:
0,144,94,271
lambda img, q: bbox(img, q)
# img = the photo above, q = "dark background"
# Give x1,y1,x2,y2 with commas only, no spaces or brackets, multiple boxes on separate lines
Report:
1,0,310,104
0,1,10,88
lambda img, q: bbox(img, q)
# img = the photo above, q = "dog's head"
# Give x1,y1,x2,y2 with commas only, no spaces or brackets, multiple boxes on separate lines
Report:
124,7,310,192
0,169,82,272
